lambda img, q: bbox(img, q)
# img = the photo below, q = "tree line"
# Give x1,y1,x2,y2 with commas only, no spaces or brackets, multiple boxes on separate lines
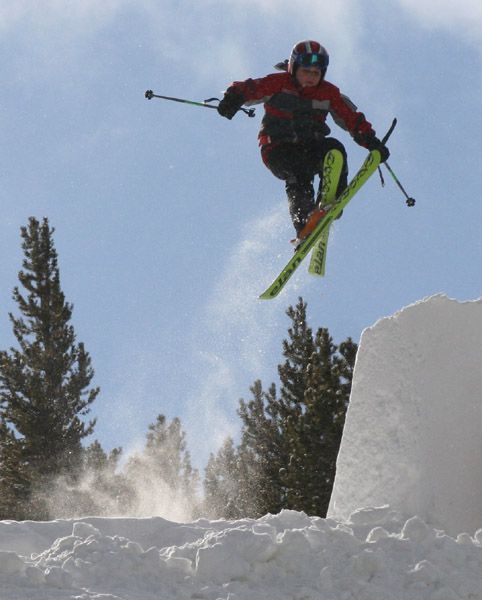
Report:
0,217,356,521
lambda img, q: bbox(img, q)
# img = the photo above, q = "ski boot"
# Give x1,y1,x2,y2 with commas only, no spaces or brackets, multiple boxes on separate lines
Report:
285,178,316,245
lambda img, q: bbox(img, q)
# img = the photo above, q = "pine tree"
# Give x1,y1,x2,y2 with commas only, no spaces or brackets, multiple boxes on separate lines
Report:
294,328,356,515
0,217,99,519
275,300,316,511
237,380,288,516
45,440,129,518
225,298,357,518
85,441,131,516
124,414,200,517
0,421,32,518
204,437,243,519
143,415,197,494
84,440,122,474
78,441,128,516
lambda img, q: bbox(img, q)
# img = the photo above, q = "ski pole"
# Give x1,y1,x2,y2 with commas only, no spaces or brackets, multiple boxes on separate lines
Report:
377,118,416,207
382,118,397,144
144,90,256,118
383,162,416,206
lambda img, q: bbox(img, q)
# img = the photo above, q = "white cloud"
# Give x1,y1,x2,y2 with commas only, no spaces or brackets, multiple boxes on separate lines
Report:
0,0,125,33
0,0,131,84
202,0,367,79
396,0,482,42
0,0,371,89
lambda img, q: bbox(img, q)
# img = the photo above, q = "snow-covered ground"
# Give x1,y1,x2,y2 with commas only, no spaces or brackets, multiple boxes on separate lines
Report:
1,508,482,599
1,294,482,600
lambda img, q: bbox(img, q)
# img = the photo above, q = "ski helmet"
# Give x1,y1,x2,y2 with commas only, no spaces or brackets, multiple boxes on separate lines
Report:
288,40,329,76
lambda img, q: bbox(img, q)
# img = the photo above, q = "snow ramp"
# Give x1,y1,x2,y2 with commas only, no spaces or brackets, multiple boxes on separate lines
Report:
328,294,482,536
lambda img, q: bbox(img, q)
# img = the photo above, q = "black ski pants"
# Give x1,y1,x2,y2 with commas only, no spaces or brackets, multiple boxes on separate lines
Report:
262,137,348,233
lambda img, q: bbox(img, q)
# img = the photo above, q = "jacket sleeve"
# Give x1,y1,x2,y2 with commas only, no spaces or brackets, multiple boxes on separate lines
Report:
326,88,376,146
226,73,287,107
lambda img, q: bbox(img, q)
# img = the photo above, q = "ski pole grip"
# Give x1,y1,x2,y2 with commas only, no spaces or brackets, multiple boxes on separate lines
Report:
205,97,256,118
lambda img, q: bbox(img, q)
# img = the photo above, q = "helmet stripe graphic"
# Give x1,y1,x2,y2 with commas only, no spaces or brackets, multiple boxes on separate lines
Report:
288,40,329,75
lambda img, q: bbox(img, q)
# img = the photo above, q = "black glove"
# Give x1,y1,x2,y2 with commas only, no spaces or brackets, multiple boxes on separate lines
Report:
366,136,390,162
354,130,390,162
217,89,244,120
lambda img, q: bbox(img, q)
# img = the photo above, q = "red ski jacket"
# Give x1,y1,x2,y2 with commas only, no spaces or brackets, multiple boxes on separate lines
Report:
227,72,375,150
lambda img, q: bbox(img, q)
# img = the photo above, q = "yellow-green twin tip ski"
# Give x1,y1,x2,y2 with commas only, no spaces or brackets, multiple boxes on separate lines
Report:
259,150,381,300
308,148,344,277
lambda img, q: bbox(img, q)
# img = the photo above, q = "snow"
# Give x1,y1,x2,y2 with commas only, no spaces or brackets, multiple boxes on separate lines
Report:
2,294,482,599
329,294,482,536
1,509,482,599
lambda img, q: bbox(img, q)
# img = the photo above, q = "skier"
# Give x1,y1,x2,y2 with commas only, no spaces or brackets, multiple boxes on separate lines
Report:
217,40,390,240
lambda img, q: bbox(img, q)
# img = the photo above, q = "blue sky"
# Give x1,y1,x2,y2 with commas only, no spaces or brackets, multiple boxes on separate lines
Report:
1,0,481,469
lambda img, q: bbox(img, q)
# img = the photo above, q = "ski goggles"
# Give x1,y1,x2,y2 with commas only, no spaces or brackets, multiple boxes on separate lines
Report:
295,53,329,69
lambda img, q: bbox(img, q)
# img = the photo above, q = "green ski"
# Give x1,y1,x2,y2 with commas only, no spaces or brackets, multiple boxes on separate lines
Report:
308,149,344,277
308,227,330,276
259,149,381,300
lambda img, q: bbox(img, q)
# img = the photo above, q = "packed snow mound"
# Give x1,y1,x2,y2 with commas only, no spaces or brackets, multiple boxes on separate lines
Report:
1,509,482,599
329,294,482,537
